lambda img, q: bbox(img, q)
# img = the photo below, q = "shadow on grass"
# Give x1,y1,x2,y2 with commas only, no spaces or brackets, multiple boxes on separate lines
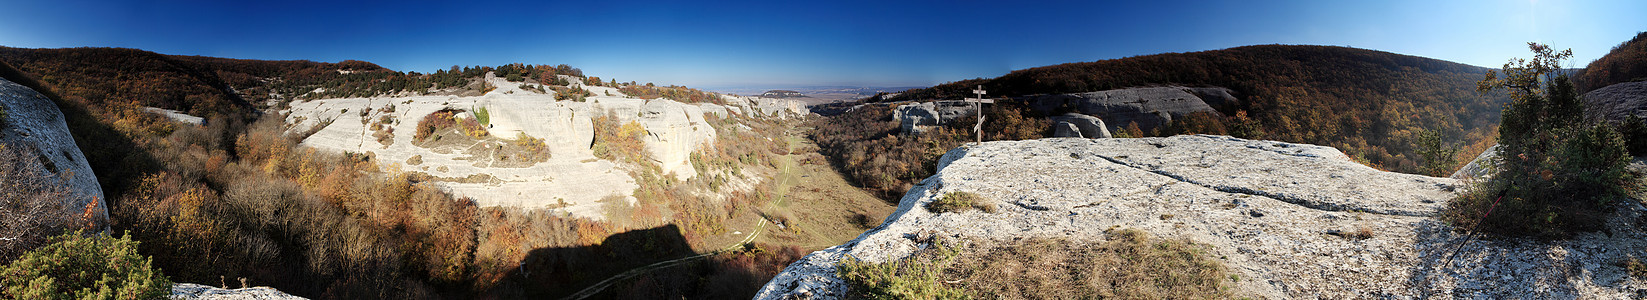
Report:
488,224,697,299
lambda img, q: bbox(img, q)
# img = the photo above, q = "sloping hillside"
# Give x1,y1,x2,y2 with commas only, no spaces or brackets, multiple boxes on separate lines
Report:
1577,31,1647,93
886,45,1509,174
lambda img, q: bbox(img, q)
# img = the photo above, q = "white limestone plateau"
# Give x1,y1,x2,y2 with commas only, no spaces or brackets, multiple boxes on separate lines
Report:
282,75,803,219
757,135,1647,299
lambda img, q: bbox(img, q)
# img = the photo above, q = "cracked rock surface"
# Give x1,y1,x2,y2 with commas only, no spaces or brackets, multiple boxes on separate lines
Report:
756,135,1647,299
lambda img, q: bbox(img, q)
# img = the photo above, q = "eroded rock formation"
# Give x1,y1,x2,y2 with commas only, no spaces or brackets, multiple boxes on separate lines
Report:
1022,86,1235,132
1583,80,1647,123
282,77,803,219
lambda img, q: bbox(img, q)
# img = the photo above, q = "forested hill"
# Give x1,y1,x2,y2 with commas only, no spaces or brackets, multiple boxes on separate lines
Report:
0,46,429,119
1578,31,1647,93
887,45,1511,174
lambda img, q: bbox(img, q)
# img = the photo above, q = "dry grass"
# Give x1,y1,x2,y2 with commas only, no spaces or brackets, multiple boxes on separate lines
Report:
837,229,1234,299
1624,257,1647,279
945,229,1233,299
927,191,995,214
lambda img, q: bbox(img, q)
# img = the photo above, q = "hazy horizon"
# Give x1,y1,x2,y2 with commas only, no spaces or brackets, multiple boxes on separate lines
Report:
2,0,1643,88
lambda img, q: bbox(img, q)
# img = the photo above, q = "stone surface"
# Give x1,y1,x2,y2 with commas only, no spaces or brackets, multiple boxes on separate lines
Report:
757,135,1647,299
1048,113,1112,138
892,100,978,134
0,77,107,228
170,283,306,300
1021,86,1234,132
141,107,205,125
283,76,801,219
1450,144,1499,180
1583,80,1647,123
1052,122,1083,138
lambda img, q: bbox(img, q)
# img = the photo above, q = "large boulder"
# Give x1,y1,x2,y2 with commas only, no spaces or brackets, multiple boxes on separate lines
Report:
1583,80,1647,123
1022,86,1235,133
0,77,107,230
1048,113,1111,138
1450,144,1499,179
757,135,1647,299
892,100,978,134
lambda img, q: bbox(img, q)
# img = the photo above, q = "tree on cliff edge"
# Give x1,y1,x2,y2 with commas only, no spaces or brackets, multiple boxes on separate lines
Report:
1448,43,1634,238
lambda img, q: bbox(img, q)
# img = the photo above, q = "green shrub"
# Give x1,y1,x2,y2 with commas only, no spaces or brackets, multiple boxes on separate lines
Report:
1446,43,1635,238
0,231,173,300
836,239,967,300
474,106,490,126
1618,115,1647,156
927,191,995,213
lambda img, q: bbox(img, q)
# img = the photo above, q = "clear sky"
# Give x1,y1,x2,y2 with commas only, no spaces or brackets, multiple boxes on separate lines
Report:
0,0,1642,88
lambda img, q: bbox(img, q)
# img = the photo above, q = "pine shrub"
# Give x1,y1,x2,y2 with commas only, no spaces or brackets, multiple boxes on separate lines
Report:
0,231,173,300
1446,43,1635,238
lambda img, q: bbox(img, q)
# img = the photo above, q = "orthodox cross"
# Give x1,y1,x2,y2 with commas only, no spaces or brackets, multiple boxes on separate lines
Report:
971,85,986,143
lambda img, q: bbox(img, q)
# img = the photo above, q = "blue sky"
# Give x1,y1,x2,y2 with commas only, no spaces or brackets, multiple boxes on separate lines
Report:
1,0,1642,88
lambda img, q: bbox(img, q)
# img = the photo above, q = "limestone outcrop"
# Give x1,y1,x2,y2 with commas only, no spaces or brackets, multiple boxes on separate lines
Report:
170,283,306,300
1048,113,1111,138
1583,80,1647,123
1021,86,1235,132
892,100,977,134
757,135,1647,299
1450,144,1499,179
283,77,801,219
0,77,107,229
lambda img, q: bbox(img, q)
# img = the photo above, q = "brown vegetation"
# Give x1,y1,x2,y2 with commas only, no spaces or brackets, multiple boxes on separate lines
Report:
619,84,727,104
1,49,826,299
944,230,1233,299
0,144,80,263
1577,31,1647,92
810,102,1047,200
926,191,995,214
837,229,1232,299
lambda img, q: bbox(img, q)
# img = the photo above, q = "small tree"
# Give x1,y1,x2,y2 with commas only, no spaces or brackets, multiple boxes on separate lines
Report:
1415,129,1460,177
1,231,173,299
1447,43,1635,238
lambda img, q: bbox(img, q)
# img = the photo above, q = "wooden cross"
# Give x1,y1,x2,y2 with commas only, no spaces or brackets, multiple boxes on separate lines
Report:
972,85,986,143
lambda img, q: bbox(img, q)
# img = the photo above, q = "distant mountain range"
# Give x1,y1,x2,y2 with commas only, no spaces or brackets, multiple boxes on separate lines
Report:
706,85,927,105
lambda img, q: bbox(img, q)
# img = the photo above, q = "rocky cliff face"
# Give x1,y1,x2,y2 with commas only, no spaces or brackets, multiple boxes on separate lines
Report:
1583,80,1647,123
1022,86,1235,132
757,136,1647,299
892,100,978,134
283,77,803,219
0,77,107,229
